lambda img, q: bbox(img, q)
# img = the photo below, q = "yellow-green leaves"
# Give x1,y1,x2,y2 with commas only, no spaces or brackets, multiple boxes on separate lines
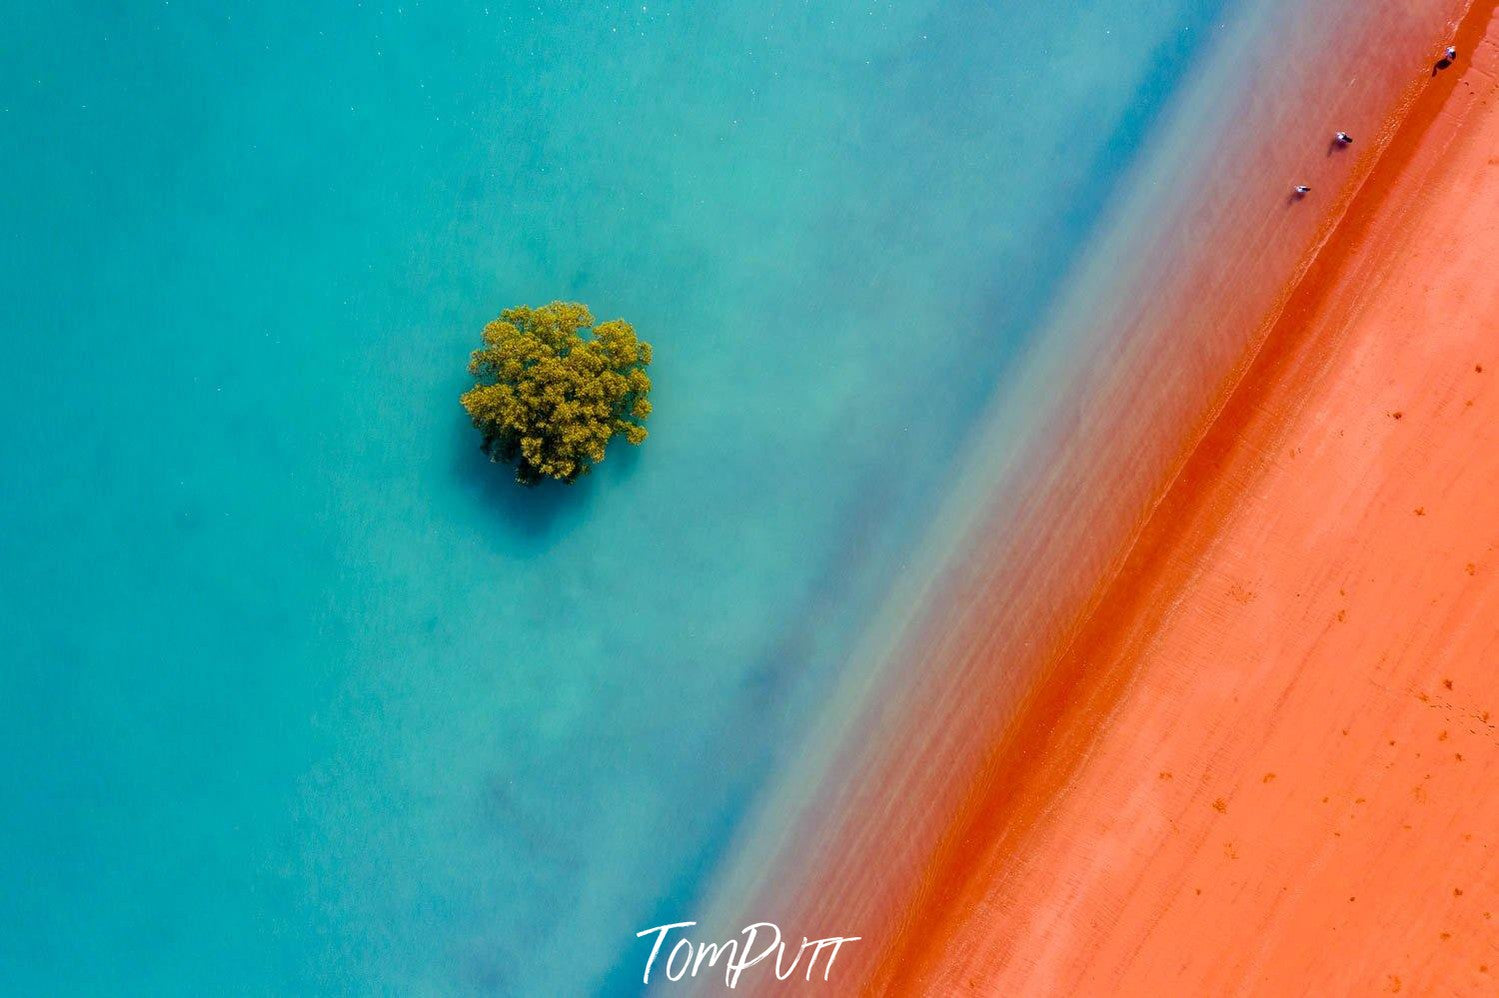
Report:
460,301,653,485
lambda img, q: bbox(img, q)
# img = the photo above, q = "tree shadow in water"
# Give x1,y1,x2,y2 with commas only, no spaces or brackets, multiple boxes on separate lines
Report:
448,413,594,555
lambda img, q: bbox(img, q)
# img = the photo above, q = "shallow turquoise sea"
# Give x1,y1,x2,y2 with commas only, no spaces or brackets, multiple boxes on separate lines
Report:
3,1,1227,992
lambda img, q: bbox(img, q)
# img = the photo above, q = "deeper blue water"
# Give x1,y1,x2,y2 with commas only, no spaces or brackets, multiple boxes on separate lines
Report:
3,1,1227,992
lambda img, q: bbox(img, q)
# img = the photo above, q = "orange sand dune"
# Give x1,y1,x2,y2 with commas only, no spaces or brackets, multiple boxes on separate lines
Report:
893,7,1499,995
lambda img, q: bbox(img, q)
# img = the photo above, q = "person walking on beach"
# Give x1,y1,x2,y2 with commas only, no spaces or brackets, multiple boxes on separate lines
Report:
1435,45,1457,74
1294,184,1311,197
1447,45,1458,61
1335,131,1353,145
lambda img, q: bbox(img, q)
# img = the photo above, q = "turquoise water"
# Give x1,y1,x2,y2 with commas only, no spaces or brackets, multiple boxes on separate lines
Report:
3,1,1225,992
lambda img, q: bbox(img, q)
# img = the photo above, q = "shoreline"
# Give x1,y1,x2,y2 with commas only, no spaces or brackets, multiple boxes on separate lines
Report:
892,1,1499,991
691,0,1483,992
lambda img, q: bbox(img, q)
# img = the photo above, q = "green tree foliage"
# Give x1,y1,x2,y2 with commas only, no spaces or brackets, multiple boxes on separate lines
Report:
460,302,653,485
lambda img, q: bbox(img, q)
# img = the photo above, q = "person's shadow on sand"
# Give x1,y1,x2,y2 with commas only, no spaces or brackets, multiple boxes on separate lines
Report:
1433,55,1454,76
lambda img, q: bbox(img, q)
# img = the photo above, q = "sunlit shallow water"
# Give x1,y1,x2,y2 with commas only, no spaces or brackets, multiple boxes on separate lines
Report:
3,1,1231,991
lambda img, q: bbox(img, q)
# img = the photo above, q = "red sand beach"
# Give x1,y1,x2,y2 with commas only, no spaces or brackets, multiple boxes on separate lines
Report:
884,4,1499,993
695,2,1496,994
